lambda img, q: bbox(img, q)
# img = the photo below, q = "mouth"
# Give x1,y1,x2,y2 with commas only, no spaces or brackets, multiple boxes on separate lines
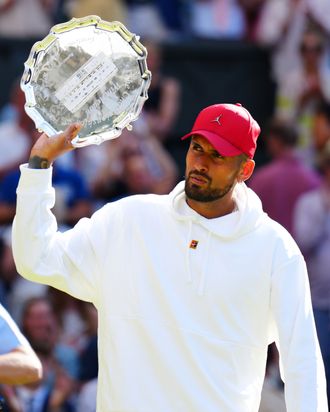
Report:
189,174,210,185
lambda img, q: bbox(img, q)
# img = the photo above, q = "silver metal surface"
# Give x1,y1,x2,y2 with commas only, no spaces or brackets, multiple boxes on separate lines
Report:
21,16,151,147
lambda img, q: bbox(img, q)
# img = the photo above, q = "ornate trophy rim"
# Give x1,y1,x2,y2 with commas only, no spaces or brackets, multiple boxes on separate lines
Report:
21,15,152,147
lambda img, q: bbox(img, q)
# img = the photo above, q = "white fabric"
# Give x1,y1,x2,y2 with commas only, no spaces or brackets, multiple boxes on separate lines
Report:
12,165,328,411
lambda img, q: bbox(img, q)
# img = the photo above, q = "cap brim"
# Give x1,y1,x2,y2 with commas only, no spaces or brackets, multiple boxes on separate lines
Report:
181,130,243,157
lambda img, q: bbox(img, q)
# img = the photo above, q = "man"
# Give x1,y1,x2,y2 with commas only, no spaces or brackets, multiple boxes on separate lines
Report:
4,297,78,412
249,118,320,235
294,141,330,407
0,303,42,385
12,103,328,411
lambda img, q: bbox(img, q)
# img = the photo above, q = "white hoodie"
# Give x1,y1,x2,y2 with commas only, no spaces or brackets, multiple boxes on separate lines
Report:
12,165,328,412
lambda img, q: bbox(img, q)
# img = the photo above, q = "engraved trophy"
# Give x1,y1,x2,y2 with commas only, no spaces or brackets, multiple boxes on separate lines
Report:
21,16,151,147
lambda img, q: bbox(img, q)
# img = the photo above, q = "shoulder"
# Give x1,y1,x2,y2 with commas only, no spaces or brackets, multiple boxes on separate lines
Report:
116,192,171,215
258,215,302,260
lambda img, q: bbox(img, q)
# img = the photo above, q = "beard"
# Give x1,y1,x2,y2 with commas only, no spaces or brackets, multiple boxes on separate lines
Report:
185,172,235,202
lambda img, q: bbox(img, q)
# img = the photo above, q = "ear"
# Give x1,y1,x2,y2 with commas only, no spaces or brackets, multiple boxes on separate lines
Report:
238,159,255,182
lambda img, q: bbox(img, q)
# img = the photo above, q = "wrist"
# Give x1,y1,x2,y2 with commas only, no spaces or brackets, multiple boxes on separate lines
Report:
28,155,52,169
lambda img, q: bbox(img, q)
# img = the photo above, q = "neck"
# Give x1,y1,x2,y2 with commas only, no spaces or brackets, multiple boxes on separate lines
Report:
186,191,237,219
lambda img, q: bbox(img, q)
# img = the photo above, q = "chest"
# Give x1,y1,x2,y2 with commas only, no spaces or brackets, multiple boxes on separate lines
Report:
99,220,273,343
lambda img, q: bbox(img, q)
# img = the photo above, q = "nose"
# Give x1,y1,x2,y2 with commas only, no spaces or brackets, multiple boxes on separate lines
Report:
194,154,209,173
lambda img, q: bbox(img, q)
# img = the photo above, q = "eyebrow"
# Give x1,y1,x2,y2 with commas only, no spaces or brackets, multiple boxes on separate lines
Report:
191,138,223,157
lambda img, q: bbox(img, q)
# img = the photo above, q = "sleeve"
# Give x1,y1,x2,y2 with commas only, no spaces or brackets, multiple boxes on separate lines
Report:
12,165,112,304
270,253,328,411
0,304,30,354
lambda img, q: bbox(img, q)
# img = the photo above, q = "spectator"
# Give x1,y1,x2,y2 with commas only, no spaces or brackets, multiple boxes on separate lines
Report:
249,118,320,234
259,0,330,87
293,141,330,407
0,162,92,229
188,0,246,40
139,39,181,143
153,0,185,36
92,129,178,202
313,100,330,162
7,296,79,412
253,0,290,47
276,26,330,162
0,302,42,385
0,0,54,39
77,302,98,380
0,302,42,411
125,0,168,40
48,288,91,352
76,377,97,412
0,0,55,106
237,0,266,42
0,226,48,324
0,82,34,184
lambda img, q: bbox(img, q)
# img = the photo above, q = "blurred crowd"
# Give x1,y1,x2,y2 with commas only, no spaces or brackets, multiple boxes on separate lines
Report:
0,0,330,411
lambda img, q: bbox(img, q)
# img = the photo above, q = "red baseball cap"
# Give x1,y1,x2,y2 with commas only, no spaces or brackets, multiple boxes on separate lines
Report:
181,103,261,158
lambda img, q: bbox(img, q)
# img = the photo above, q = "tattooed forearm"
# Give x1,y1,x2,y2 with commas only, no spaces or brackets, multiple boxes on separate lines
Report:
28,156,51,169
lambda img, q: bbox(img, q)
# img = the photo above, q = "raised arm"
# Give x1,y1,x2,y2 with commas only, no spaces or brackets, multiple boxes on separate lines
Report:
12,125,106,303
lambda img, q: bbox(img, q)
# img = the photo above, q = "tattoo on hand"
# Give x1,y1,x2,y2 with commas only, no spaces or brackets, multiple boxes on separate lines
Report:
28,156,51,169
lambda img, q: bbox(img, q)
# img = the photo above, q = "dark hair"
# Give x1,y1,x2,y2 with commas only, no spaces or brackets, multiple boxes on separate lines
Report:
265,118,298,147
315,100,330,123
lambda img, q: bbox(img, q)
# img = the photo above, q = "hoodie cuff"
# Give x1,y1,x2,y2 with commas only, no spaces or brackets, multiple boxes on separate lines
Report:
17,163,53,192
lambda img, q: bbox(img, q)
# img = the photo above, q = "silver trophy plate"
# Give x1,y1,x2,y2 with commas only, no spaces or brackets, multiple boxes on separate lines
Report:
21,16,151,147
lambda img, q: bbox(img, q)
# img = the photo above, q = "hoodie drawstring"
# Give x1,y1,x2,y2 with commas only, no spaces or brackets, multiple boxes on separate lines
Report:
198,231,211,296
186,220,212,295
185,220,193,283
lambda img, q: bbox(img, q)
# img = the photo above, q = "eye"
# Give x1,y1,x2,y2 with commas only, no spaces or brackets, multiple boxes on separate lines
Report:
191,142,203,152
212,151,224,160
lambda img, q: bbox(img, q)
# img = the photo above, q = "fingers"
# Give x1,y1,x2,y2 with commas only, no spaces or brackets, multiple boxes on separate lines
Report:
62,123,83,148
66,123,83,140
39,123,82,141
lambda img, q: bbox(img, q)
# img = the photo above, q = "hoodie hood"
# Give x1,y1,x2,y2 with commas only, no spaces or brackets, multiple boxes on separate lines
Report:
170,180,267,240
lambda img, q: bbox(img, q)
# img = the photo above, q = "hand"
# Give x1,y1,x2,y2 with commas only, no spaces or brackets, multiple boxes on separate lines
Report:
28,123,82,169
48,365,76,410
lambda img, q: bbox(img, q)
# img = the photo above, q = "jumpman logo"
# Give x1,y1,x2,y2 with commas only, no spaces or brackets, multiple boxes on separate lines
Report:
211,114,223,126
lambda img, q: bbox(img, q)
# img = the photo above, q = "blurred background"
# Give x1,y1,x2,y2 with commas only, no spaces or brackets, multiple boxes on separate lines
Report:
0,1,330,411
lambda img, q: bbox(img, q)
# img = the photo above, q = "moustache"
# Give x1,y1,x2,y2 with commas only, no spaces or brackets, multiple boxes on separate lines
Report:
188,171,211,183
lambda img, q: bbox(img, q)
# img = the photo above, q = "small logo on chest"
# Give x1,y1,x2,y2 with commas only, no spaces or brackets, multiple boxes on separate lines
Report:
189,240,199,249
